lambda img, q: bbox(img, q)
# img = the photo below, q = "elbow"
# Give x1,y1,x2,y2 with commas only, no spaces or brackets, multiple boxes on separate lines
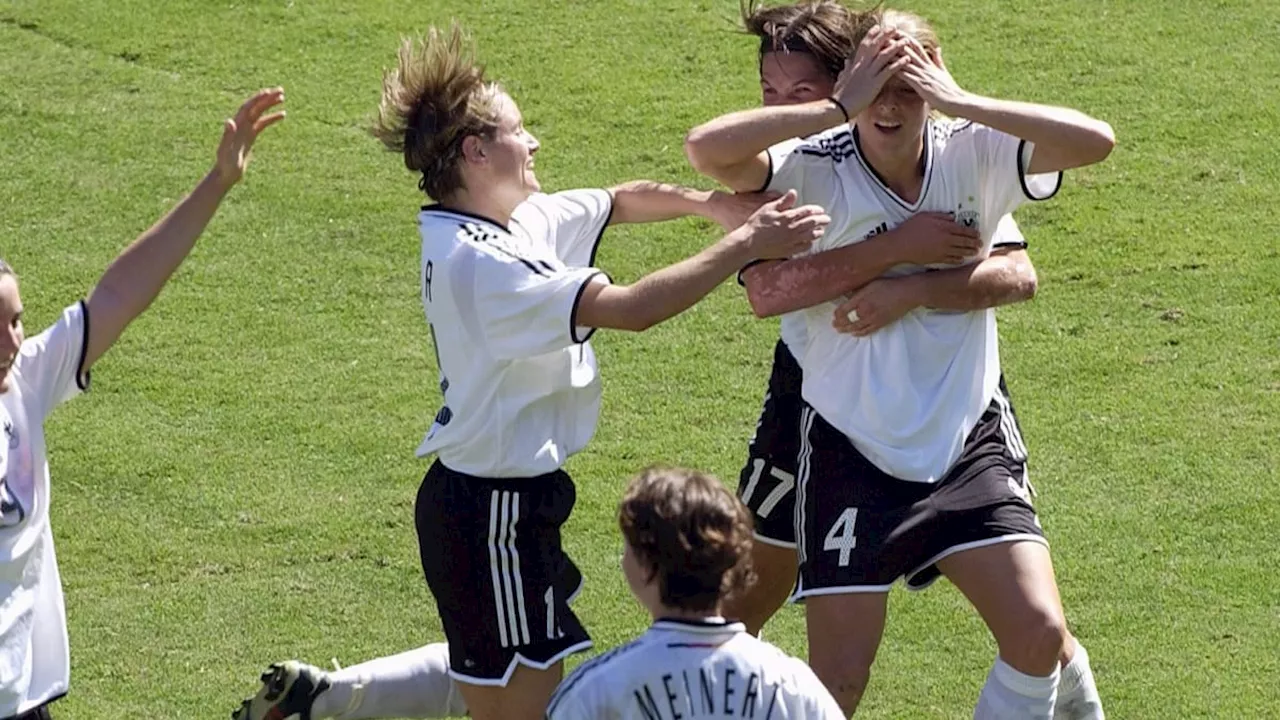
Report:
1018,272,1039,302
746,291,781,319
683,127,719,177
1086,120,1117,165
1014,262,1039,302
741,267,789,318
744,287,787,318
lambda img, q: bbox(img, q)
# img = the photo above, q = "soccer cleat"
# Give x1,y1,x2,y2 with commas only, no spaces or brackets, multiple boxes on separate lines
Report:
231,661,332,720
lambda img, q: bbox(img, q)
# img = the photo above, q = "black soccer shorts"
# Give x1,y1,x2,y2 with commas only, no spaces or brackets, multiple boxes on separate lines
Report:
793,380,1045,597
415,461,591,685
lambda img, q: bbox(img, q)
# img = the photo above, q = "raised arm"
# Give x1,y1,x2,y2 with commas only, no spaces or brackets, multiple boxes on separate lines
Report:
82,88,285,372
606,180,777,230
684,27,912,192
576,191,829,331
831,247,1038,336
899,42,1114,174
683,102,846,193
742,212,983,317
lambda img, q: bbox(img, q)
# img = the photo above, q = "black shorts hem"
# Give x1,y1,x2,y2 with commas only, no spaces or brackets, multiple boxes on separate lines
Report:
448,639,594,686
792,581,893,601
904,534,1049,592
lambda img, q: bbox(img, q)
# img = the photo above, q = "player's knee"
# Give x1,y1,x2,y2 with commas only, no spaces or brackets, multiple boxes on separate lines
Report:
1000,605,1069,676
810,652,872,714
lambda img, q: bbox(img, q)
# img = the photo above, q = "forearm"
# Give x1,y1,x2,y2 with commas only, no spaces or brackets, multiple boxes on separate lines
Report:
743,235,903,317
911,251,1038,311
953,94,1115,173
588,230,752,332
85,171,232,365
607,180,715,225
684,101,845,188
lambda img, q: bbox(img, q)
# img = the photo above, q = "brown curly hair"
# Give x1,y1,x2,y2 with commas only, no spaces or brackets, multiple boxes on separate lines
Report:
370,23,507,201
619,466,757,613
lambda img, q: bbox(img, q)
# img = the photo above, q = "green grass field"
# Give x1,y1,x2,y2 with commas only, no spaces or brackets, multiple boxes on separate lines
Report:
2,0,1278,717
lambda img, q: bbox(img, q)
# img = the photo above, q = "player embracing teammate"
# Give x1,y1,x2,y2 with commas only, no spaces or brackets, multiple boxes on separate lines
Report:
686,3,1112,718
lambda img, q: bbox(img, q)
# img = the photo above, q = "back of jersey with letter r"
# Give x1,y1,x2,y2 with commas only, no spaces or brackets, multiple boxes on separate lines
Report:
545,619,844,719
414,190,614,478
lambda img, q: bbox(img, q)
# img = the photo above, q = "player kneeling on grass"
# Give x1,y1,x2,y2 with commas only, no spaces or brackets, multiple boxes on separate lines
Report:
0,88,284,720
229,22,828,720
546,466,844,720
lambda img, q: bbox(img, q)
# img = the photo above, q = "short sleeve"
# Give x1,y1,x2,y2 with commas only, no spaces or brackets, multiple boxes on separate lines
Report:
763,131,845,209
963,122,1063,220
511,190,614,268
453,247,609,360
991,214,1028,249
14,301,90,417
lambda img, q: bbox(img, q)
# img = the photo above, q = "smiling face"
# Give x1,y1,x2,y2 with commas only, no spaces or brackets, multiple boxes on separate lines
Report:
0,274,25,394
460,91,541,214
854,73,930,154
760,50,836,107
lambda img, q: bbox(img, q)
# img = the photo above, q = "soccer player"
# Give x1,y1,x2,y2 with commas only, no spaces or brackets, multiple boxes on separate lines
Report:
0,88,284,720
684,8,1112,719
546,465,844,720
722,0,1042,644
230,24,828,720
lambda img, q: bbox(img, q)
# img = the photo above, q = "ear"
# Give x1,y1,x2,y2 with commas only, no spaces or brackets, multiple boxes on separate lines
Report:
461,134,487,165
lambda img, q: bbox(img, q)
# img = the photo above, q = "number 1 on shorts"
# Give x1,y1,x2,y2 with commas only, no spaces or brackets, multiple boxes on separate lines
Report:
823,507,859,567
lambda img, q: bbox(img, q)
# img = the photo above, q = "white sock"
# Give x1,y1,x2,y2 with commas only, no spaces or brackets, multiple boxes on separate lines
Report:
974,657,1059,720
1054,641,1104,720
312,643,468,719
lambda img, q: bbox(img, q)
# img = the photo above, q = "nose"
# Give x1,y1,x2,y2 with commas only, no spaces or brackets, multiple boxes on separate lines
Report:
525,130,540,153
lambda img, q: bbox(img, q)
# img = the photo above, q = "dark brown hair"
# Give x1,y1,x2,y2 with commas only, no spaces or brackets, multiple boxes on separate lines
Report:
741,0,869,78
619,466,756,613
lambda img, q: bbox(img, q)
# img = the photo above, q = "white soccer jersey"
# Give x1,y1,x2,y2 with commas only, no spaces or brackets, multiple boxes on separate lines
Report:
415,190,614,478
546,618,844,720
0,302,89,716
766,120,1060,482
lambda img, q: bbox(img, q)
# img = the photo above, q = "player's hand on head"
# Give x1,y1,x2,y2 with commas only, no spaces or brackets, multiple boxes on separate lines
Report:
707,189,783,231
831,277,917,337
832,25,912,119
741,189,830,259
893,212,983,266
898,40,967,116
213,87,287,189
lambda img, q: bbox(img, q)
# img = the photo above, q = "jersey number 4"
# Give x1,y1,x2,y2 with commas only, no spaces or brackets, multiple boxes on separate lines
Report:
823,507,859,567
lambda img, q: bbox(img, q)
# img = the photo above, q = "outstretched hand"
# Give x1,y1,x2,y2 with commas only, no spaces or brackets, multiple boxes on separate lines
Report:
213,87,287,189
707,189,783,231
740,189,830,260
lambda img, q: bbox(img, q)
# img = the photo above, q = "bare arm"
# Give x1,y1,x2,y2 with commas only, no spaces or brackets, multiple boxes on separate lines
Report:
683,102,846,192
900,43,1114,174
83,88,285,371
742,212,984,317
741,240,901,319
912,248,1037,311
576,192,829,331
832,247,1037,336
607,180,775,230
684,28,912,192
